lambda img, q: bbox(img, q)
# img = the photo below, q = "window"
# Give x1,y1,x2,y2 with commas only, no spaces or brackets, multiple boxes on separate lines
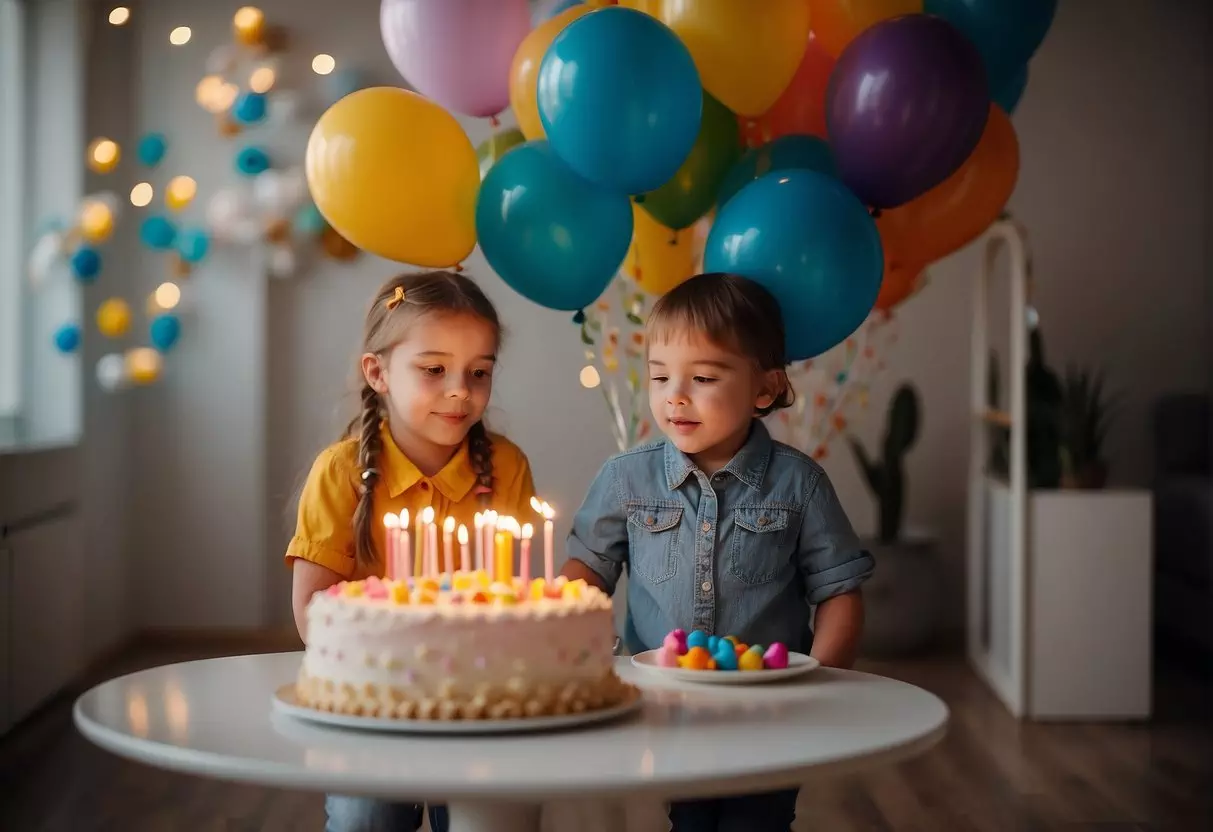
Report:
0,0,24,424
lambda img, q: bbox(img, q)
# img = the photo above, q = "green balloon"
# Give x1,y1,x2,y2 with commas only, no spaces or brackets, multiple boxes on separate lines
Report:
477,128,526,180
640,91,741,230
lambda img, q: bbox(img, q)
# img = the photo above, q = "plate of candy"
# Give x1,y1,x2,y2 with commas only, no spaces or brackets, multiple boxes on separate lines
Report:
631,628,819,684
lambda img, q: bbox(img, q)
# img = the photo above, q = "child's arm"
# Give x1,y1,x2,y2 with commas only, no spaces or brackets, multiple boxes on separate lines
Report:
560,459,629,595
797,471,875,669
285,447,359,643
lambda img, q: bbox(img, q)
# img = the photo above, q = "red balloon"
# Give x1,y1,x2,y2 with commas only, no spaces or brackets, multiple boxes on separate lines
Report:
739,32,834,148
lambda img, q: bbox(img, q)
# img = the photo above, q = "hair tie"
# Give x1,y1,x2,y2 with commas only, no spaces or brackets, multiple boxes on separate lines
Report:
385,286,406,310
473,485,492,495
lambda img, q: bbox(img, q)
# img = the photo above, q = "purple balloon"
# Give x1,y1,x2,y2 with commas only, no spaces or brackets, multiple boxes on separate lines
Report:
827,14,989,209
380,0,532,118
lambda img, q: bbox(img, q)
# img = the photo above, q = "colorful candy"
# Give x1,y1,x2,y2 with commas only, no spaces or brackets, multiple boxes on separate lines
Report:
656,628,791,672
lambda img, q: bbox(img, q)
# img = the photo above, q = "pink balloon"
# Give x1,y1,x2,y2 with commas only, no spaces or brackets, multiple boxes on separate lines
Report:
380,0,532,118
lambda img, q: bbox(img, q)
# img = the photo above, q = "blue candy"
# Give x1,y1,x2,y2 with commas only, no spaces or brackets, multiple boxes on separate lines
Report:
686,629,709,650
712,642,739,671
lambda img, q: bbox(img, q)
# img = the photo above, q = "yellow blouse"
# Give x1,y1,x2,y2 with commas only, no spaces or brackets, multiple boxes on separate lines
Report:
286,424,538,581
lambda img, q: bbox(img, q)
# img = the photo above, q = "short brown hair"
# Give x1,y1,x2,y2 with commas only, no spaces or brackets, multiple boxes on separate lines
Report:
646,272,794,416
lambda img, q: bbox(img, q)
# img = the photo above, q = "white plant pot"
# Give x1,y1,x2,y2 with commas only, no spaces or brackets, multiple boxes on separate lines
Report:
858,533,941,658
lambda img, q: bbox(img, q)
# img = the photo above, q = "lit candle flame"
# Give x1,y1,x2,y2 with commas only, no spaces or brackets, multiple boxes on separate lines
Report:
530,496,542,513
457,524,468,544
383,512,399,529
474,511,483,528
420,506,435,525
399,508,409,529
521,523,533,540
443,515,455,534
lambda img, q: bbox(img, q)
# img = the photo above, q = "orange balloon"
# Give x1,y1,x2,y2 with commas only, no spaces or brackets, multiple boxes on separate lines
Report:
877,105,1019,266
873,260,923,312
509,6,593,140
808,0,923,57
739,31,834,148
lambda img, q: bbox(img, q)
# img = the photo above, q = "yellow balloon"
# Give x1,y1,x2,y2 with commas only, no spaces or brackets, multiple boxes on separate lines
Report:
126,347,163,385
622,0,812,117
509,5,593,140
622,202,708,296
96,298,132,338
305,87,479,268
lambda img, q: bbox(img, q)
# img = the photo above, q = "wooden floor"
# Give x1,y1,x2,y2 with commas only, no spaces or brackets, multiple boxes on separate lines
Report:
2,640,1210,831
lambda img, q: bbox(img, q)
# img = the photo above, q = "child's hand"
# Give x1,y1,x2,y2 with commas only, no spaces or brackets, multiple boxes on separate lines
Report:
559,558,610,594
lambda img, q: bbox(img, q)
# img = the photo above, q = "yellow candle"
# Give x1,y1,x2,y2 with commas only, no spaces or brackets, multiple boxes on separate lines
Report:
494,527,514,585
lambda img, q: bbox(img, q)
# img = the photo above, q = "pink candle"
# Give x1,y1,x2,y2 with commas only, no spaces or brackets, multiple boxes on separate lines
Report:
538,500,556,582
383,513,399,581
473,512,484,572
458,524,470,572
442,516,455,576
398,508,411,583
520,523,533,581
483,510,498,580
420,506,436,578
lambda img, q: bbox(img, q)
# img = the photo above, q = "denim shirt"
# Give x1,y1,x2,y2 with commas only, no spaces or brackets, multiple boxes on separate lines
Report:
567,420,874,654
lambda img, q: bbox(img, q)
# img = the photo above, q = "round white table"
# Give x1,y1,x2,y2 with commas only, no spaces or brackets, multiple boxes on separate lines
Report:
74,652,947,832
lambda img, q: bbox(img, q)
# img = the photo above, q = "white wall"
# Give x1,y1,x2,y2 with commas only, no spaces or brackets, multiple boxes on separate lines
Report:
112,0,1208,638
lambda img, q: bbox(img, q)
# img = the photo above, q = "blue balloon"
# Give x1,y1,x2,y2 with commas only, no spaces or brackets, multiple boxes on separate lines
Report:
235,145,271,177
149,314,182,352
924,0,1056,94
993,64,1028,114
140,215,177,250
53,323,81,354
717,135,838,209
532,0,582,25
232,91,268,125
176,227,210,263
476,141,632,311
70,246,102,281
703,170,883,362
537,6,702,195
136,132,168,167
293,203,327,237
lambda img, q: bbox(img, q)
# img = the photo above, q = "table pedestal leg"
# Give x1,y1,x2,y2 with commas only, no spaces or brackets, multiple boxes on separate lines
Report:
446,800,540,832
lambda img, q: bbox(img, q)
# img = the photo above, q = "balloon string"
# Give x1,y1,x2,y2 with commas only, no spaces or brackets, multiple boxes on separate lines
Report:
489,114,500,128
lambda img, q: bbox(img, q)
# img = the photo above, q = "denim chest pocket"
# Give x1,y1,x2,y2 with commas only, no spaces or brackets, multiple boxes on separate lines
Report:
626,502,682,585
729,505,796,585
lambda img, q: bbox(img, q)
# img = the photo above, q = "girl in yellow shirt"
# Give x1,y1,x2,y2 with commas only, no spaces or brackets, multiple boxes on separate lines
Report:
285,269,538,832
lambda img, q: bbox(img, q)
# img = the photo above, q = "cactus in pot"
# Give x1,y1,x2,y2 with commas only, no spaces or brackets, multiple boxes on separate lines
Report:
847,384,919,543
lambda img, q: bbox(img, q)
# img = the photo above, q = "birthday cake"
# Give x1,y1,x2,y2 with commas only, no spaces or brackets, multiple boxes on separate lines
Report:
296,573,636,720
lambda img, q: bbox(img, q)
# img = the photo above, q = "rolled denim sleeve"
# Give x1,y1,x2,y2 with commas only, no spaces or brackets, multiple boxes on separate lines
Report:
565,459,628,594
798,471,874,605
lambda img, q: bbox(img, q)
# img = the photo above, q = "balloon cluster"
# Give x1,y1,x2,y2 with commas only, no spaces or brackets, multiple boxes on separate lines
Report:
307,0,1050,366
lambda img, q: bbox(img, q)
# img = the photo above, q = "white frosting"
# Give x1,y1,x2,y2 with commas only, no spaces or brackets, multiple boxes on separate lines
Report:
302,588,617,702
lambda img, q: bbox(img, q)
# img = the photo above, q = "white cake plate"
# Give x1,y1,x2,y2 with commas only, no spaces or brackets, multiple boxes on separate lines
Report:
272,684,643,735
630,650,820,684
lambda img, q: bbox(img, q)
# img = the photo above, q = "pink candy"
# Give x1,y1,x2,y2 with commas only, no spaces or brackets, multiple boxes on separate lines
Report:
662,630,688,655
654,645,680,667
763,643,789,670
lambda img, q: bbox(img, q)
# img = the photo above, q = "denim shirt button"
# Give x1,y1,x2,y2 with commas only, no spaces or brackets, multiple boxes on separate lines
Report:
701,581,712,592
701,522,711,532
645,516,655,526
758,516,769,526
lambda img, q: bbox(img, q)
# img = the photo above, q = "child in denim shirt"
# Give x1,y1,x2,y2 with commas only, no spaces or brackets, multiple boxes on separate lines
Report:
562,273,874,832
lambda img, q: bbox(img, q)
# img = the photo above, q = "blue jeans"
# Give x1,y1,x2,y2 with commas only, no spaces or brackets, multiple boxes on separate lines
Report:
324,795,448,832
668,787,799,832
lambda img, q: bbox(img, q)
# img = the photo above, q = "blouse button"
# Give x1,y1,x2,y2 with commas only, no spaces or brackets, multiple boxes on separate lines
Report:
420,481,430,491
758,516,769,526
645,516,655,526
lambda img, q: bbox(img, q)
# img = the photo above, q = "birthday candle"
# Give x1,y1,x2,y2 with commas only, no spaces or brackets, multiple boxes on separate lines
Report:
531,498,556,583
520,522,533,582
383,512,399,581
420,506,436,578
398,508,411,583
494,518,516,585
458,524,470,572
442,516,455,576
473,512,484,573
484,510,498,580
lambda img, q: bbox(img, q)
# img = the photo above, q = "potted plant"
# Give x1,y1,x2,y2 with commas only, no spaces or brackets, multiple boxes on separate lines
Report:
1059,364,1119,489
847,383,941,657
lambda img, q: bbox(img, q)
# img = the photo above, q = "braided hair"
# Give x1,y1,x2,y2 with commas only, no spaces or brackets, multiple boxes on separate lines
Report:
345,271,501,568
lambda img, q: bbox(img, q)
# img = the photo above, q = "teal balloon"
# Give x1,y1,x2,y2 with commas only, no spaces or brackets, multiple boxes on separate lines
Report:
993,64,1028,114
476,128,526,180
140,215,177,250
639,91,741,230
537,6,702,194
136,132,168,167
232,91,268,125
149,314,181,352
69,246,102,281
703,170,882,361
235,145,270,177
475,141,632,311
53,323,81,354
716,135,838,209
924,0,1056,93
176,227,210,263
293,203,327,237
